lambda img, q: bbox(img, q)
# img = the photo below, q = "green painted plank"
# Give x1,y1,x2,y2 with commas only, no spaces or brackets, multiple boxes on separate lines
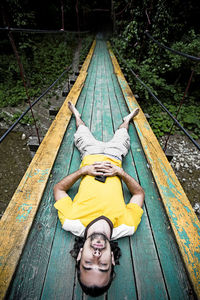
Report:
110,70,193,298
105,49,169,298
101,45,113,142
107,237,137,300
84,40,106,300
41,148,81,300
129,125,193,299
91,41,103,138
101,40,137,300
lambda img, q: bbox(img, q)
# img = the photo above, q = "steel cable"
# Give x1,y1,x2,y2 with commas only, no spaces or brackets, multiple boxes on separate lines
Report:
111,43,200,151
145,31,200,62
0,27,89,34
0,65,71,144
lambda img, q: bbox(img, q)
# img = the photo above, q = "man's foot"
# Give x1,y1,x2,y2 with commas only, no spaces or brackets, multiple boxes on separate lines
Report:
123,108,139,123
68,101,81,118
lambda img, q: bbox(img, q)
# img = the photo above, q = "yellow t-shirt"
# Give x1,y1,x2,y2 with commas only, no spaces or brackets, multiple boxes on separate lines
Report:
54,154,143,240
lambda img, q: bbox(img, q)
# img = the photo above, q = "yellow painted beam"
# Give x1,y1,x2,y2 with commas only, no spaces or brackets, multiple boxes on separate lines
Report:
0,40,96,300
108,42,200,298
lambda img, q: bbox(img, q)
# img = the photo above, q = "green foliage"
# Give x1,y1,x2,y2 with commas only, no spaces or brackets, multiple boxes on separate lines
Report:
0,110,35,125
147,104,200,139
0,34,76,107
79,35,94,65
112,0,200,140
12,112,35,125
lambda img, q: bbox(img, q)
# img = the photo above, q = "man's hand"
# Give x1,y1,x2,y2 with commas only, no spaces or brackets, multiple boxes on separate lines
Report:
81,161,116,177
94,162,123,177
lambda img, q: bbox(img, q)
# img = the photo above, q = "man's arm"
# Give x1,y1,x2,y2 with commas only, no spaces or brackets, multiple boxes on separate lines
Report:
94,162,145,207
118,169,145,207
53,163,106,201
54,169,83,201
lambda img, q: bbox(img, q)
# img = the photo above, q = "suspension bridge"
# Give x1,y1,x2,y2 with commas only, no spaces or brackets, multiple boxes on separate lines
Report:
0,35,200,299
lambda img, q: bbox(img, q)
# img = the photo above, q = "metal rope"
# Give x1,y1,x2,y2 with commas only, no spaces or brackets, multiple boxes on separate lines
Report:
145,31,200,61
111,42,200,151
0,27,89,34
0,65,71,144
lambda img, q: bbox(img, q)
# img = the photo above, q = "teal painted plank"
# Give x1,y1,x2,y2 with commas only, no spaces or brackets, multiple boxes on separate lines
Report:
84,40,106,300
101,44,113,142
110,68,193,298
41,148,81,300
91,41,103,138
129,125,193,299
107,237,137,300
101,40,137,299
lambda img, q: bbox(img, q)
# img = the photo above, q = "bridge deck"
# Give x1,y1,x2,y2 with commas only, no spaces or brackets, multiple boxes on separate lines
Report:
1,37,199,299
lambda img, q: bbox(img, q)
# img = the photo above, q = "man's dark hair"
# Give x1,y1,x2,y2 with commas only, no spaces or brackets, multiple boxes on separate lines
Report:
70,237,121,297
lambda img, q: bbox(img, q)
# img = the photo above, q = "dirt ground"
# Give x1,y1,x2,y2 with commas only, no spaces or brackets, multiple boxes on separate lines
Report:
160,134,200,218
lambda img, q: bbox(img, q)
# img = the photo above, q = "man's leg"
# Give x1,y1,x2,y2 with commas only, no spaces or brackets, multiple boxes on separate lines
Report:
68,101,104,159
119,108,139,130
104,108,139,159
68,101,85,128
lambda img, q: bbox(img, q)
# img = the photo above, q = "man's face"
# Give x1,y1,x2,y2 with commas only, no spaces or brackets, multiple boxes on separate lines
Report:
77,233,115,287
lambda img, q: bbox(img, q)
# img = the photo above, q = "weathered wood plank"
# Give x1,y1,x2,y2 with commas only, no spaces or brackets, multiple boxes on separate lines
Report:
108,42,200,298
111,71,193,299
106,78,168,298
84,39,106,300
102,42,138,299
8,41,98,300
41,150,81,300
0,40,96,300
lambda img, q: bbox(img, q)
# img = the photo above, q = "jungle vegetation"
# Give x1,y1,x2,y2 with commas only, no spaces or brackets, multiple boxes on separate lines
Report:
0,0,200,139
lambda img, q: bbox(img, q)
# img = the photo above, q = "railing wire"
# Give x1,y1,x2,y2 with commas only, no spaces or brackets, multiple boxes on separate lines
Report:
145,31,200,62
111,42,200,152
0,65,72,144
0,27,89,34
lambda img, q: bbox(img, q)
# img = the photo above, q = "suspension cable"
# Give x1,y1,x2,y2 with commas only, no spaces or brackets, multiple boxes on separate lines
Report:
0,65,72,144
111,42,200,151
145,31,200,61
0,27,89,34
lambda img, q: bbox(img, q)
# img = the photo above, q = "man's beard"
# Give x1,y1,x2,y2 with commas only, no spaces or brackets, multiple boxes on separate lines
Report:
88,232,109,242
87,232,110,250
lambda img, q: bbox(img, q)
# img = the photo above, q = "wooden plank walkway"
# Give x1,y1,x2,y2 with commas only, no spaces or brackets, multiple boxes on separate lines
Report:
1,36,199,299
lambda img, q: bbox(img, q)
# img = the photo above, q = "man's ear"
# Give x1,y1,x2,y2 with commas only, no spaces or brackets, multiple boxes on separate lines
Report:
111,252,115,266
77,248,83,261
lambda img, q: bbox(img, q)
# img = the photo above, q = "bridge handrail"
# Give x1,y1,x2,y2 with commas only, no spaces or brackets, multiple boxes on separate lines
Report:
0,65,72,144
0,27,90,34
145,31,200,61
111,42,200,152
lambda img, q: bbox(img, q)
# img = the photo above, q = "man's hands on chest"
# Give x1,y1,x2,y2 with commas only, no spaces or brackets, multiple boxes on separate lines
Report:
81,161,122,177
